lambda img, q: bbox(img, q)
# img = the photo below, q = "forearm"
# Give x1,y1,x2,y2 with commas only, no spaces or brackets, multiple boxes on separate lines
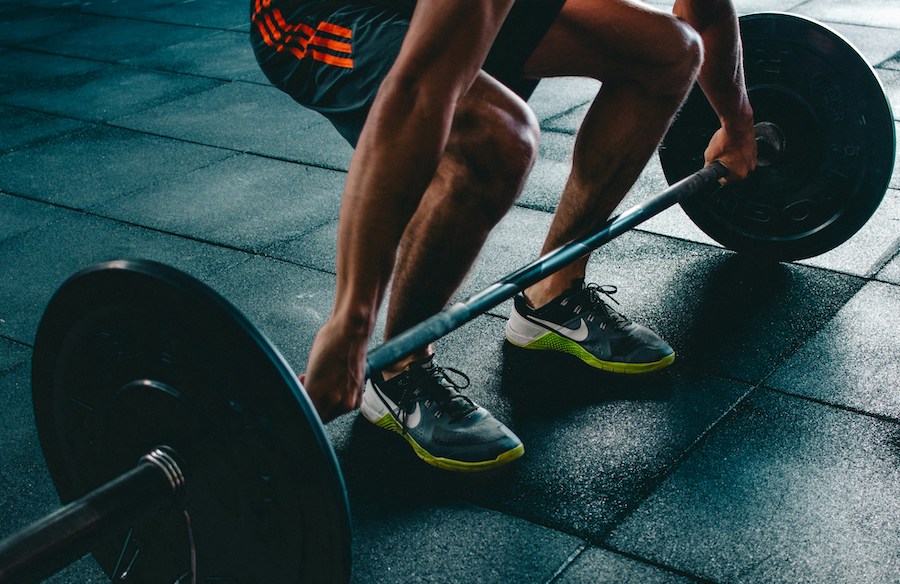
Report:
674,0,753,130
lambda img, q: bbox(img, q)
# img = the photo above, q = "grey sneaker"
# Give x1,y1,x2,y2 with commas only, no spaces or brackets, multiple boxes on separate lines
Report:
505,282,675,374
360,356,524,471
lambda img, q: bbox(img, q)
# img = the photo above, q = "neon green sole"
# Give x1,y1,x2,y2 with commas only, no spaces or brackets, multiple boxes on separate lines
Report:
510,331,675,374
368,413,525,472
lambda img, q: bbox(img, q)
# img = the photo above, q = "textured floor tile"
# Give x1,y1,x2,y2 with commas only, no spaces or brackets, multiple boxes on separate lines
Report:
798,188,899,277
884,54,900,72
877,251,900,283
0,212,249,344
263,218,339,272
350,501,582,584
607,390,900,584
0,7,100,45
124,29,267,83
528,77,599,124
0,338,29,373
766,281,900,421
0,364,54,532
556,546,696,584
0,63,219,122
878,67,898,123
488,359,748,541
113,81,354,168
828,22,900,66
0,124,232,208
144,0,251,30
643,0,806,13
68,0,184,17
209,255,337,369
19,16,213,62
541,101,587,135
92,154,345,252
0,363,107,582
0,48,103,95
517,130,573,211
0,106,85,153
0,193,71,242
794,0,900,29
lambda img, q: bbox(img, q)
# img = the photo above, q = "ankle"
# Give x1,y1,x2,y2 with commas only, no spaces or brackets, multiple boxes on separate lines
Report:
525,276,583,309
381,349,433,380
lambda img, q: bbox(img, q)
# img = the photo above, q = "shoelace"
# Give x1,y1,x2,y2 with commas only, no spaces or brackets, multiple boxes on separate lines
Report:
388,363,477,432
583,283,631,328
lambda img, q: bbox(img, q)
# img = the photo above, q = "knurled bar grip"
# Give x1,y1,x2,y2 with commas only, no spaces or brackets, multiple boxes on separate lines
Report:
0,448,184,584
366,161,728,374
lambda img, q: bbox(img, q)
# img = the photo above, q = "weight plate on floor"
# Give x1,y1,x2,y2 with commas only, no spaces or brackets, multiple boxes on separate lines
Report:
31,259,351,583
660,12,896,260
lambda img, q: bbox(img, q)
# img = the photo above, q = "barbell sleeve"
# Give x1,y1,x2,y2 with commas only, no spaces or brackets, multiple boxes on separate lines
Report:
366,161,728,373
0,448,184,584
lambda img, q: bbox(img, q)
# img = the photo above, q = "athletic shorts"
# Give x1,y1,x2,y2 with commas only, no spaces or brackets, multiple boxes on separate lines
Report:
250,0,565,146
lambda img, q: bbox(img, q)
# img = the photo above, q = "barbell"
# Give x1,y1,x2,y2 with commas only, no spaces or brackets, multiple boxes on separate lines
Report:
0,12,894,584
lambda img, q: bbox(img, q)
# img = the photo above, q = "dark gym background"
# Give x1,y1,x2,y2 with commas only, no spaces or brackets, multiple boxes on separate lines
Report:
0,0,898,581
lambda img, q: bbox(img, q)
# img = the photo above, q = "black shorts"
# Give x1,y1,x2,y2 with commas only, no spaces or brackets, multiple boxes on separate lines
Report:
250,0,565,145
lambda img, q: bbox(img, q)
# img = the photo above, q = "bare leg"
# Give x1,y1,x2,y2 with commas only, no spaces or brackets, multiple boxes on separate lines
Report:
383,73,539,376
304,72,538,415
521,0,703,307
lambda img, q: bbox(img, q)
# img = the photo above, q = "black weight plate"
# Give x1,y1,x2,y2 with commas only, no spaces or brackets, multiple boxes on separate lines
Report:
31,259,351,583
660,12,896,260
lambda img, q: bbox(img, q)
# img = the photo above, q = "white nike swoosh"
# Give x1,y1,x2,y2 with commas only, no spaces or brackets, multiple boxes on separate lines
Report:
404,403,422,429
529,316,590,342
370,383,423,428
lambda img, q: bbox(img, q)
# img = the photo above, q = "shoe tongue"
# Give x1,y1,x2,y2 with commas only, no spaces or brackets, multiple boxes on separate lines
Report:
596,297,629,325
410,358,476,417
409,354,437,371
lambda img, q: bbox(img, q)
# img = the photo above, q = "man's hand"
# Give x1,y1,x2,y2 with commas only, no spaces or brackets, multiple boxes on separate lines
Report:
704,122,757,185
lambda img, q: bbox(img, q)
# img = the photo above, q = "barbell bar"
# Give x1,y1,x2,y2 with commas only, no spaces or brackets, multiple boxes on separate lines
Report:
0,11,895,584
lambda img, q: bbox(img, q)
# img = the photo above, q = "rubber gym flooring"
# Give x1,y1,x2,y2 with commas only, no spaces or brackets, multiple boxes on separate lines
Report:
0,0,898,582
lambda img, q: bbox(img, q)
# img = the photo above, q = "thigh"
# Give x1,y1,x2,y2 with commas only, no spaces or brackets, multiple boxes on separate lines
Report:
523,0,688,81
251,0,413,145
482,0,566,99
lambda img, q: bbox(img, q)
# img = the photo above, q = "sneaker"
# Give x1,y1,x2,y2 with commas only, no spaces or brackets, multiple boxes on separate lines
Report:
505,282,675,374
360,356,524,471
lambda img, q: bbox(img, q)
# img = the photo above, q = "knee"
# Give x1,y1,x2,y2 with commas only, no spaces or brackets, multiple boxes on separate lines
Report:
639,16,704,100
447,94,540,220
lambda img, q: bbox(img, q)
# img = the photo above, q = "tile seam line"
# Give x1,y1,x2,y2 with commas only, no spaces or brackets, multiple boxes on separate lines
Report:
0,100,348,175
102,120,350,174
0,190,339,278
544,542,589,584
597,381,759,543
0,335,32,350
20,6,240,34
763,385,900,426
865,236,900,279
454,501,714,584
584,544,719,584
542,541,717,584
0,44,265,87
